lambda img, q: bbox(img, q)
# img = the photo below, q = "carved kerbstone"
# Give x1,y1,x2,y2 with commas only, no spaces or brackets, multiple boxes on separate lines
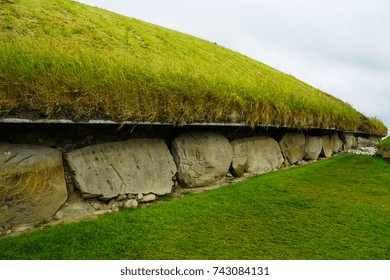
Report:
65,139,177,200
0,143,67,227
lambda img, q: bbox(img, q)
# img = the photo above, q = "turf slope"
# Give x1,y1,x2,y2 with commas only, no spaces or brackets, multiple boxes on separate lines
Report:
0,0,387,135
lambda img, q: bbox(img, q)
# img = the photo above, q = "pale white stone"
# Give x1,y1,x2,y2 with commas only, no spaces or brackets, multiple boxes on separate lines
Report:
321,135,333,158
65,139,177,199
136,193,143,201
279,133,306,164
116,194,127,201
124,199,138,209
139,194,156,203
92,202,102,210
343,134,357,149
331,133,342,153
304,136,322,160
171,132,233,188
231,136,284,175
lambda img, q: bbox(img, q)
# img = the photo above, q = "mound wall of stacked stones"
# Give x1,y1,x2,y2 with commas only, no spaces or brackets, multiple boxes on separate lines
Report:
0,123,381,235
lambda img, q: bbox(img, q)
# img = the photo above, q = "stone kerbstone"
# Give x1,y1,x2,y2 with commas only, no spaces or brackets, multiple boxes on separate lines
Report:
231,136,284,175
357,137,368,148
331,133,343,153
65,139,177,199
0,143,67,227
343,134,357,149
279,133,306,164
358,136,380,148
304,136,322,160
171,131,233,188
321,135,333,158
369,136,380,146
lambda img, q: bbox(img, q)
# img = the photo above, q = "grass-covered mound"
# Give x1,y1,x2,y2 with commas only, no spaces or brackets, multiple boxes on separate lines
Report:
377,137,390,150
0,0,387,135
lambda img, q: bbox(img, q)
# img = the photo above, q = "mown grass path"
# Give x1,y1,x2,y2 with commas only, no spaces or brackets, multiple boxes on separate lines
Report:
0,154,389,260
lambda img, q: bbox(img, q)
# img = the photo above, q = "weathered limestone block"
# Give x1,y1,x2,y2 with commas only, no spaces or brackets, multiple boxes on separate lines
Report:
304,136,322,160
343,134,357,149
65,139,177,199
331,133,343,153
139,194,156,203
0,143,67,227
279,133,305,164
321,135,333,158
369,136,380,146
357,136,378,148
171,132,233,188
231,136,284,175
357,137,368,148
124,199,138,209
368,137,377,147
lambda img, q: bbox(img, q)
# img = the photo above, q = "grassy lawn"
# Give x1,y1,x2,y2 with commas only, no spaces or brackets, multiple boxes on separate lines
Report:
0,154,389,260
0,0,386,135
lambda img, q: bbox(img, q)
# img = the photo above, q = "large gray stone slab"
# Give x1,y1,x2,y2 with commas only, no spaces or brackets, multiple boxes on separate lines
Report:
369,136,380,146
0,143,67,227
304,135,322,160
357,136,380,148
231,136,284,175
321,135,333,158
331,133,343,153
343,133,357,149
65,139,177,199
279,133,306,164
171,132,233,188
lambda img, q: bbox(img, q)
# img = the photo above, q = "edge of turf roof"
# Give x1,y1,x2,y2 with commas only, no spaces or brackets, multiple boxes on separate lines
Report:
0,118,332,127
0,118,372,135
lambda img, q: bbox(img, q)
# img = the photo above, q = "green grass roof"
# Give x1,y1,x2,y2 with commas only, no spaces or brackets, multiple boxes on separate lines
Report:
0,0,387,135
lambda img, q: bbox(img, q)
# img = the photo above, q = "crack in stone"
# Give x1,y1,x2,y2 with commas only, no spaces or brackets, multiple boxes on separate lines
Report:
108,164,127,191
16,154,34,166
4,152,19,164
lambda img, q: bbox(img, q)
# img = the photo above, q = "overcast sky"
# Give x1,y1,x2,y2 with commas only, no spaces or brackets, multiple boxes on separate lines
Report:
77,0,390,134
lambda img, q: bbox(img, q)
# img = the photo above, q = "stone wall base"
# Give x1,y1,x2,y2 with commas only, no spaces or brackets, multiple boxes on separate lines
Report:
0,123,381,236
